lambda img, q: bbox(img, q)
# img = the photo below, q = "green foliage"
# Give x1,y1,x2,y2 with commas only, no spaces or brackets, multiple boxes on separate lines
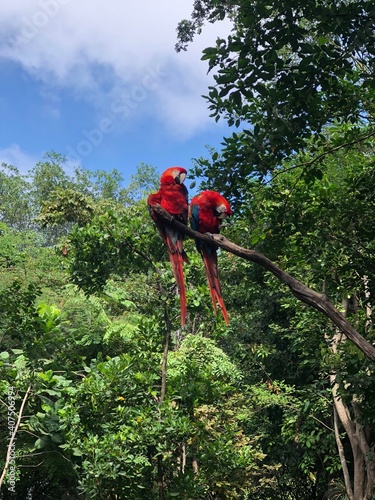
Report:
220,126,375,498
120,162,160,204
37,188,95,227
168,334,242,407
59,330,278,499
0,164,32,230
178,0,375,205
67,202,157,294
60,351,171,498
0,281,62,368
2,2,373,493
245,132,375,306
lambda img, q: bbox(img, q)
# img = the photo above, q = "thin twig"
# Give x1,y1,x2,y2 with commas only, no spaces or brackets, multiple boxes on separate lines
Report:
160,305,172,403
295,129,375,169
0,385,32,488
309,414,334,432
268,128,375,184
122,239,156,267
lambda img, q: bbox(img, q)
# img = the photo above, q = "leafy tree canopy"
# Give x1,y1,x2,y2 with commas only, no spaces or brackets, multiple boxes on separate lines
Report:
177,0,375,204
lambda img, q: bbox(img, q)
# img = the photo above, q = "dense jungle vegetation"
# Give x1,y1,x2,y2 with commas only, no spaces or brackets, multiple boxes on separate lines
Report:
1,0,375,498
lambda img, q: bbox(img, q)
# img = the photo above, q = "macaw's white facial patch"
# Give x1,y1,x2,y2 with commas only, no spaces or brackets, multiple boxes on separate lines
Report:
216,204,228,219
179,172,186,184
173,170,186,184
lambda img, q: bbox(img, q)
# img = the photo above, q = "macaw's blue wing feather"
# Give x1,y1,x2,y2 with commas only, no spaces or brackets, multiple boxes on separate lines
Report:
190,202,200,232
190,202,203,252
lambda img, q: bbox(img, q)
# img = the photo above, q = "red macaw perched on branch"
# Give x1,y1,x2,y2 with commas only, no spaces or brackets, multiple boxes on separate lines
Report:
147,167,189,326
190,190,232,325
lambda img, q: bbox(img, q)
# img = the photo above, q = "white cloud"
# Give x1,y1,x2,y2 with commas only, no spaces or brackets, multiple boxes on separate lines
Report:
1,0,231,138
0,144,81,177
0,144,39,174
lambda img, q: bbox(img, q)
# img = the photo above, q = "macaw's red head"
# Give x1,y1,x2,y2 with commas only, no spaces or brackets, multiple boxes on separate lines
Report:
190,190,232,234
212,192,232,220
199,190,232,219
160,167,187,186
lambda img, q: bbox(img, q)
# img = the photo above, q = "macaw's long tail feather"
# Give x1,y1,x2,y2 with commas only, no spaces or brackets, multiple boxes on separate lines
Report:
201,246,229,325
165,227,187,327
167,250,187,327
164,225,190,263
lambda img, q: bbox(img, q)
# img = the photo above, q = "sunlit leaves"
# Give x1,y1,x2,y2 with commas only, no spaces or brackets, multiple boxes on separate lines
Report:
180,0,375,205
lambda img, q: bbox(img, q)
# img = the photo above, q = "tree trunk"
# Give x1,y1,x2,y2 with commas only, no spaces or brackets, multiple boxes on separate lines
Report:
330,374,374,499
157,455,164,500
156,306,172,499
333,405,354,500
329,302,375,500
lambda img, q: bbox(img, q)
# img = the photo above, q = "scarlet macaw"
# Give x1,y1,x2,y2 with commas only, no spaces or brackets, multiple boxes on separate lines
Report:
190,190,232,325
147,167,189,326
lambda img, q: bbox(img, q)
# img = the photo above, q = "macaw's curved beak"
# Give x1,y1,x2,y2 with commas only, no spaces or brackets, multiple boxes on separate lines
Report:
176,172,186,184
215,204,229,219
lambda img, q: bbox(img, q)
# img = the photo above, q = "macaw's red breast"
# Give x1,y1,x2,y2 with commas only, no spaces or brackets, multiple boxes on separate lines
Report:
159,183,188,220
158,166,188,222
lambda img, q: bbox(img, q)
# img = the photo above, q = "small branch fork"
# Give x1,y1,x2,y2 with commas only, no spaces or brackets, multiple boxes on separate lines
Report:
269,128,375,184
153,205,375,362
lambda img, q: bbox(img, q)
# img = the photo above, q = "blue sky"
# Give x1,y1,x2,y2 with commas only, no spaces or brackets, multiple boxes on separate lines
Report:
0,1,232,187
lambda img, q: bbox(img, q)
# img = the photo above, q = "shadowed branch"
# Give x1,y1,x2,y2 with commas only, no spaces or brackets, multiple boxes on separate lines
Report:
152,204,375,362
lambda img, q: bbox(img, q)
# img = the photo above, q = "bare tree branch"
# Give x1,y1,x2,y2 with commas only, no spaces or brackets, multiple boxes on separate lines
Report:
160,305,172,403
333,405,354,500
152,205,375,362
